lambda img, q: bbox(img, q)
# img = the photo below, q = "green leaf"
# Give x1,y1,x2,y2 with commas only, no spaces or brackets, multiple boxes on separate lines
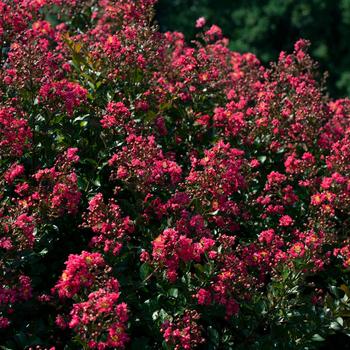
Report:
140,263,151,281
167,288,178,298
258,155,267,163
131,337,151,350
93,176,101,187
311,334,325,342
208,326,220,346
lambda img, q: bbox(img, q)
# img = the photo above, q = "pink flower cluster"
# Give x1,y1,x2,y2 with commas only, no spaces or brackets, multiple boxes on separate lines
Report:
151,228,215,282
0,275,32,328
100,101,132,130
84,193,134,255
109,134,182,192
39,80,88,116
0,107,31,157
161,310,204,350
54,251,129,348
53,251,106,298
69,279,129,349
187,140,246,202
31,152,81,217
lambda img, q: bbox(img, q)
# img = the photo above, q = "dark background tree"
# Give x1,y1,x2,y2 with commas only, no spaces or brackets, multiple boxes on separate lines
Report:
156,0,350,97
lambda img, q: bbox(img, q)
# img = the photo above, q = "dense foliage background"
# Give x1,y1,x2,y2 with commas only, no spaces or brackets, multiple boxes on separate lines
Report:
1,0,350,349
156,0,350,97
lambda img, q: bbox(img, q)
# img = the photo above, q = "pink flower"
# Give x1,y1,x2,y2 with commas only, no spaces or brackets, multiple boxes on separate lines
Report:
0,317,10,328
258,229,275,245
195,288,211,305
267,171,286,185
195,17,206,28
289,242,305,258
205,25,222,39
4,163,25,184
66,148,79,163
279,215,293,227
53,251,106,298
39,80,87,115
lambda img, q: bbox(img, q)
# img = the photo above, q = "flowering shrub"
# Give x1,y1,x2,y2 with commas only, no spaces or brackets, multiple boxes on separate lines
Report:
1,0,350,349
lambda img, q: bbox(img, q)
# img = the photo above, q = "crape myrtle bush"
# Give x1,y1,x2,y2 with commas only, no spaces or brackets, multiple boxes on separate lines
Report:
1,1,350,349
